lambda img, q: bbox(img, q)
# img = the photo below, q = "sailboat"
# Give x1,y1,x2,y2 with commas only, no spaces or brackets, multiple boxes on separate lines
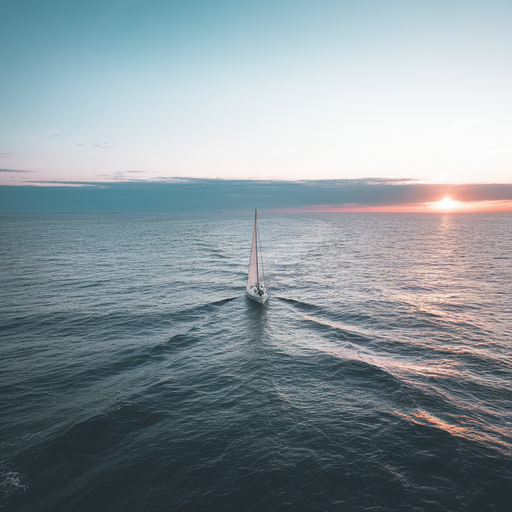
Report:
246,209,268,304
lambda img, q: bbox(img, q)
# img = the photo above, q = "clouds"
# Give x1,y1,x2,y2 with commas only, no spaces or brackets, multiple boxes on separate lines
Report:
63,136,121,149
37,130,120,150
2,178,512,213
92,142,120,149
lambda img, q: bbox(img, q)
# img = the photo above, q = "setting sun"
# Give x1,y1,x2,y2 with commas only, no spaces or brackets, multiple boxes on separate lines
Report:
434,197,463,210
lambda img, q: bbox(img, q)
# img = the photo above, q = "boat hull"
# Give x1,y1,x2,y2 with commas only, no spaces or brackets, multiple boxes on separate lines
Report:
246,289,267,304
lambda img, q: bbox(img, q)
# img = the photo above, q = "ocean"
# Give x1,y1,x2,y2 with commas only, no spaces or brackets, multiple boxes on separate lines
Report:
1,212,511,511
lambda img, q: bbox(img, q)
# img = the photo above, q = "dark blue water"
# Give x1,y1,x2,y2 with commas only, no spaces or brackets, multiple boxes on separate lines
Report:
1,213,511,511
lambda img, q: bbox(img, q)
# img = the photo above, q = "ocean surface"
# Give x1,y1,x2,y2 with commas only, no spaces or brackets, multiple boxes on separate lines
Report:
1,212,511,511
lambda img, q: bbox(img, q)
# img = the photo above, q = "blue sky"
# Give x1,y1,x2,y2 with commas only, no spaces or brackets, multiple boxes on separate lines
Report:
1,0,511,186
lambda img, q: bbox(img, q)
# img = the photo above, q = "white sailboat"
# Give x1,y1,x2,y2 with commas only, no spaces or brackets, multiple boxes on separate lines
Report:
246,209,267,304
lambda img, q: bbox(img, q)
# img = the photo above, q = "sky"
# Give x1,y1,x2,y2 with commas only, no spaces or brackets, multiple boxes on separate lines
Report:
1,0,511,211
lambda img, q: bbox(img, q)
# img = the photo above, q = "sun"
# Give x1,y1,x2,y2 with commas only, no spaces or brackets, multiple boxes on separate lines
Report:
434,196,461,210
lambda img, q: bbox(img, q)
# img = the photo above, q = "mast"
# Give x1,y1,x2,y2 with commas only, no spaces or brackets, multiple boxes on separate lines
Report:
257,220,265,287
255,209,258,285
247,209,259,292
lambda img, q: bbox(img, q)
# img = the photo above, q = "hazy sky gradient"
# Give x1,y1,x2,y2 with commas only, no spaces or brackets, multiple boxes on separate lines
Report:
1,0,511,185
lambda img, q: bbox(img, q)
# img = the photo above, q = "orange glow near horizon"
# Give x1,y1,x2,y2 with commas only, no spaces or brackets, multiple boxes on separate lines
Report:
275,200,512,213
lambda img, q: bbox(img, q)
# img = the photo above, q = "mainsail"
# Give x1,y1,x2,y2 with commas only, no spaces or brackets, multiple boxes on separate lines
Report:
247,210,259,291
246,209,267,304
